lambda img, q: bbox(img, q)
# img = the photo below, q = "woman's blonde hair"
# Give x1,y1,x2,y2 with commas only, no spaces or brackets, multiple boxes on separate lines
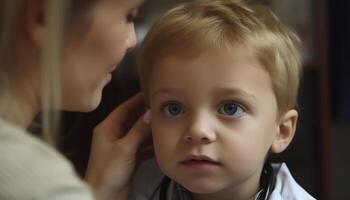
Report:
0,0,94,145
137,0,302,113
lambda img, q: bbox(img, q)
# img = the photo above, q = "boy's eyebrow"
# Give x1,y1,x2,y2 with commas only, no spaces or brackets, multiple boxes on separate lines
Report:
214,88,258,102
151,88,257,102
151,89,179,99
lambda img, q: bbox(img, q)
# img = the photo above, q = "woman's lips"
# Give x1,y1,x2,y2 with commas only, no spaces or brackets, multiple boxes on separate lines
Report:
104,73,112,85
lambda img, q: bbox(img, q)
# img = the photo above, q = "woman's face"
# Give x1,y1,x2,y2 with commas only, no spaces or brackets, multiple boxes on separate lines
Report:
60,0,143,112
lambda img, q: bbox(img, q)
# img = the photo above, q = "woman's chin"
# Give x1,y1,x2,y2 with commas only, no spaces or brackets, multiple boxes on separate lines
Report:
63,95,102,113
82,104,100,112
83,98,102,112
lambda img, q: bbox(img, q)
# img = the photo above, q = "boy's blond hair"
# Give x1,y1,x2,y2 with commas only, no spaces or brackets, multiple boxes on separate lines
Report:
137,0,302,114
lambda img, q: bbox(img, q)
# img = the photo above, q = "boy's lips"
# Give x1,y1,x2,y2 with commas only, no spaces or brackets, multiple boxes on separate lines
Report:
180,155,221,167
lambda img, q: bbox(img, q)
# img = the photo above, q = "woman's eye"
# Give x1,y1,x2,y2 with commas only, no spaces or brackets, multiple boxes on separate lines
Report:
163,102,185,117
127,14,136,23
218,103,245,118
127,9,138,23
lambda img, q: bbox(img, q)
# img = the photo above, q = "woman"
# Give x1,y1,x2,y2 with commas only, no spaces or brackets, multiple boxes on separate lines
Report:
0,0,151,199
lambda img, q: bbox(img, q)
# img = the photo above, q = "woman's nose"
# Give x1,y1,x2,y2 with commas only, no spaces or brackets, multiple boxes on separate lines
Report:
126,24,137,52
183,115,216,144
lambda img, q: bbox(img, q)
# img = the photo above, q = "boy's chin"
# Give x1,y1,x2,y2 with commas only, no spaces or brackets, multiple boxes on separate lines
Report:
180,181,223,194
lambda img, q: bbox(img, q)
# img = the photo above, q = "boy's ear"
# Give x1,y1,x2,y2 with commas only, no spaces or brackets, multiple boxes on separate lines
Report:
24,0,46,48
271,109,298,154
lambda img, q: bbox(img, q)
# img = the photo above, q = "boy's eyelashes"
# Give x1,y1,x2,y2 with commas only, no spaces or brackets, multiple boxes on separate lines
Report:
158,100,247,118
162,101,186,117
217,101,246,118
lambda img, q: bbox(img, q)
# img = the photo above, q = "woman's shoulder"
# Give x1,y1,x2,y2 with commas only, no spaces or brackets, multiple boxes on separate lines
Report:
0,119,93,200
0,119,68,169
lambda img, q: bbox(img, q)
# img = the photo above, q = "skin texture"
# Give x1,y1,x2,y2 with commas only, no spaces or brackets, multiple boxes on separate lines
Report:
148,47,297,200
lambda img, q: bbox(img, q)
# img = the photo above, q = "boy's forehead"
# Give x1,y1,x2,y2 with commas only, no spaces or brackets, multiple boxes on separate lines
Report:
152,44,255,71
149,47,273,98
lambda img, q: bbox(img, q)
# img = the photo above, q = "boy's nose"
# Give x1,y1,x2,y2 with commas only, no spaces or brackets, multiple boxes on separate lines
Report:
183,114,216,144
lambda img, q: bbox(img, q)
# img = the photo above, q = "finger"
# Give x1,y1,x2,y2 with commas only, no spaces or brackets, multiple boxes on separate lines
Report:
110,93,145,124
137,143,154,167
97,93,146,139
119,113,152,155
138,125,154,160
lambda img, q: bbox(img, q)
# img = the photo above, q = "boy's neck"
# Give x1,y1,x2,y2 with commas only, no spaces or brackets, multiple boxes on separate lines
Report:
190,171,261,200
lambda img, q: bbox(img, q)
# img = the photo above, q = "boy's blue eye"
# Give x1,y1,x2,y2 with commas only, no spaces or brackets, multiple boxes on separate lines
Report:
218,103,245,118
163,102,185,117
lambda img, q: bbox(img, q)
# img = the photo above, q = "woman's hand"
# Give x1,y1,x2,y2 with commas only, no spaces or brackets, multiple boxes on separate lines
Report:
84,93,152,200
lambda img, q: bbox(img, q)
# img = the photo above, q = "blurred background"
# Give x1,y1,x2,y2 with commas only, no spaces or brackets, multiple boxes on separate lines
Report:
58,0,349,199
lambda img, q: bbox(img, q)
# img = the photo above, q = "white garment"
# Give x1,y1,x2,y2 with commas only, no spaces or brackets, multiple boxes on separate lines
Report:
129,159,316,200
270,163,316,200
0,119,93,200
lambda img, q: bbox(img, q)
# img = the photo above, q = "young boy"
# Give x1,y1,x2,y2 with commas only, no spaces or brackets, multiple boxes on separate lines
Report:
134,0,315,199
